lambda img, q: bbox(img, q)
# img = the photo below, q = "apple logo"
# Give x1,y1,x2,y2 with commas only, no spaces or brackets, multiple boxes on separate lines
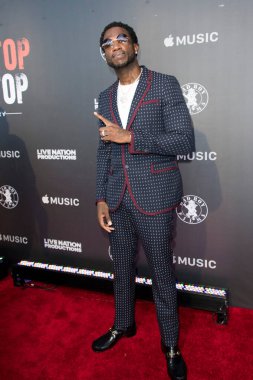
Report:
164,35,174,47
42,194,49,204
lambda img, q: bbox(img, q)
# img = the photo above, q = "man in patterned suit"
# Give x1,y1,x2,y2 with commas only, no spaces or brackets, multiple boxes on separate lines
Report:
92,21,194,380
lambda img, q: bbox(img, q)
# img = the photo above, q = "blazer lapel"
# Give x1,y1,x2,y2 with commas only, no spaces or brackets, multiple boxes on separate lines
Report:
126,66,152,130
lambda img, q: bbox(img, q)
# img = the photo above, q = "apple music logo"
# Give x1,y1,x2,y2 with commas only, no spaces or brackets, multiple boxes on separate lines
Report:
42,194,80,207
164,32,219,47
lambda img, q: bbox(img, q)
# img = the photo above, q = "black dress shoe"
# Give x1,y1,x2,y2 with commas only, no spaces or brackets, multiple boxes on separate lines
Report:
164,346,187,380
91,323,136,352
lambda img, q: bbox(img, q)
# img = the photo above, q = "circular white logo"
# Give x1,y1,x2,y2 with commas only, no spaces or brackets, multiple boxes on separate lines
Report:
176,195,208,224
0,185,19,209
181,83,209,115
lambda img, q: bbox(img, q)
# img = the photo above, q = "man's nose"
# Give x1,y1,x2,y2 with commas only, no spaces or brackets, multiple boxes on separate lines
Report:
111,40,122,50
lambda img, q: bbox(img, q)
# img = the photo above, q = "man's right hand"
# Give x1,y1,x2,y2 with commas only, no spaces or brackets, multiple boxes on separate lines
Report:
97,201,115,233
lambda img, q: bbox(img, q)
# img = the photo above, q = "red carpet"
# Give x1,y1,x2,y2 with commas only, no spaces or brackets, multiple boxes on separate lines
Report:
0,275,252,380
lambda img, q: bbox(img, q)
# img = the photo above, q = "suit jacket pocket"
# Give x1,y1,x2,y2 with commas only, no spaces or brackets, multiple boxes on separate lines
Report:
151,160,178,174
141,99,160,106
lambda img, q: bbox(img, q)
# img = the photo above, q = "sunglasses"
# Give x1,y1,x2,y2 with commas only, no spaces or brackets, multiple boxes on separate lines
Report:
101,33,129,50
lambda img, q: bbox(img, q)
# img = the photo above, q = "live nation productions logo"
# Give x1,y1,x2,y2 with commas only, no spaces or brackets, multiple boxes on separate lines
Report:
0,185,19,209
37,149,77,160
177,195,208,224
0,38,30,106
44,238,82,253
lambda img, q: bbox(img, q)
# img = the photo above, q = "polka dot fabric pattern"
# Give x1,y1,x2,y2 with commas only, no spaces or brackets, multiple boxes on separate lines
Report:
96,66,194,214
109,190,179,346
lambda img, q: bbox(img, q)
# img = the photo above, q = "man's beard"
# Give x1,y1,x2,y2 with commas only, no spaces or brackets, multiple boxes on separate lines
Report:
106,50,136,69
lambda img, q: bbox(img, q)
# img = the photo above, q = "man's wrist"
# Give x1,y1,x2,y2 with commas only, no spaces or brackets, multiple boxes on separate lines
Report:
96,199,106,206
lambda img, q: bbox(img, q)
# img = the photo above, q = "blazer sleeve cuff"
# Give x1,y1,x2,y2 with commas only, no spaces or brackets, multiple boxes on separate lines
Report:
128,131,149,154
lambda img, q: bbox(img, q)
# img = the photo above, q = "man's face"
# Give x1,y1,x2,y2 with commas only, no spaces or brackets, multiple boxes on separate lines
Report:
101,27,138,69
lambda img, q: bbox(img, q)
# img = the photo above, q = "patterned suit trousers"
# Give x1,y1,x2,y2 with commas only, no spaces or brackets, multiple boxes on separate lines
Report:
109,189,179,346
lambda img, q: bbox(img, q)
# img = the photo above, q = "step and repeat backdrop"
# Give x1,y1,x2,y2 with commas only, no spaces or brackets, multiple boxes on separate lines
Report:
0,0,252,308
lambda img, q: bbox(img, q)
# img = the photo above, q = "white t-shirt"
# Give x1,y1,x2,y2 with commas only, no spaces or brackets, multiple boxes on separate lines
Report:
117,70,142,129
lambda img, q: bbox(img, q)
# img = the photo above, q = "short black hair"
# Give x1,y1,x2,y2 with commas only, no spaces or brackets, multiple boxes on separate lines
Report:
100,21,138,48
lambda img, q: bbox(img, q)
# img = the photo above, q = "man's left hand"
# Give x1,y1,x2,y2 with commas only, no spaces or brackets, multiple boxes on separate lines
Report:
94,112,131,144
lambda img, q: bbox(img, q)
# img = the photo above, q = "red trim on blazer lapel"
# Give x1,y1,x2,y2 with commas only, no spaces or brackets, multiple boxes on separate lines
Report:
126,69,152,131
109,82,120,125
109,67,152,129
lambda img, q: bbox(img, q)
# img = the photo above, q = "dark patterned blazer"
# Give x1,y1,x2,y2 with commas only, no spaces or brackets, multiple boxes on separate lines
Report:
96,66,194,215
